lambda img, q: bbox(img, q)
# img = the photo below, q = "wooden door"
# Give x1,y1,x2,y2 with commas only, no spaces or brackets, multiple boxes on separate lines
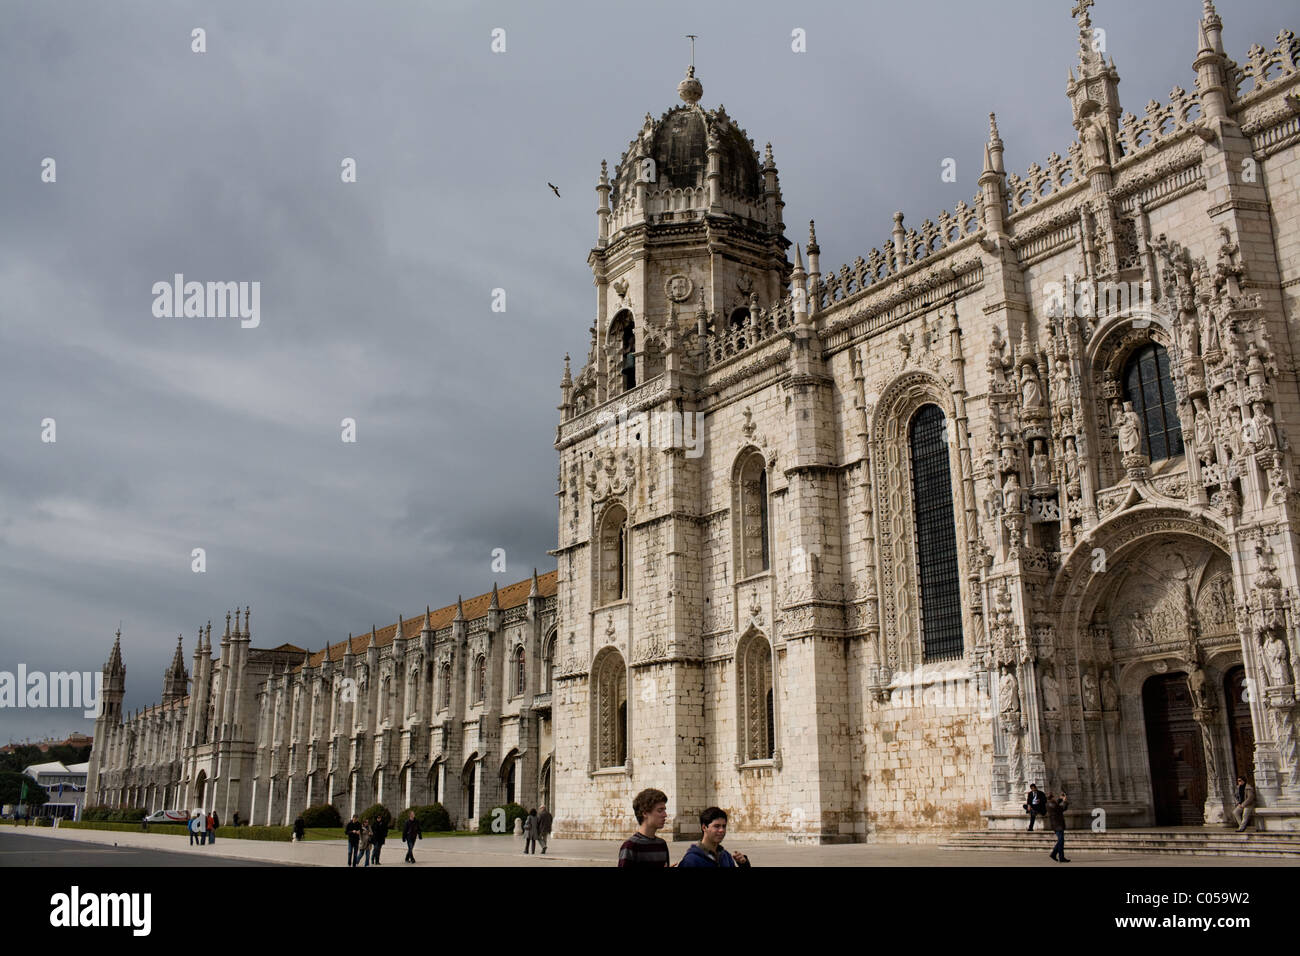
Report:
1223,665,1256,783
1143,673,1206,825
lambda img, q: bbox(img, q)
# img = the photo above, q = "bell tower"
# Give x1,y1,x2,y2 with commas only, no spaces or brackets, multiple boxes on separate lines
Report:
574,63,791,413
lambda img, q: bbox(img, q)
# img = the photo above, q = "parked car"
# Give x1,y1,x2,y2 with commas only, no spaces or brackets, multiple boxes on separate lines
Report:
143,809,191,824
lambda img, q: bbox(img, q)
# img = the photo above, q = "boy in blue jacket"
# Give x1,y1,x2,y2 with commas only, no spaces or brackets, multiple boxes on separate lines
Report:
679,807,751,867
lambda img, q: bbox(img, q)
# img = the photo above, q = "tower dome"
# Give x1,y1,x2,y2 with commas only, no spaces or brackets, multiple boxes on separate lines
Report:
609,67,766,212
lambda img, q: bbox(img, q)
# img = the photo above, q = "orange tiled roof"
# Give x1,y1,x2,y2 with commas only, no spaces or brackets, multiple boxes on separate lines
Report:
299,570,557,671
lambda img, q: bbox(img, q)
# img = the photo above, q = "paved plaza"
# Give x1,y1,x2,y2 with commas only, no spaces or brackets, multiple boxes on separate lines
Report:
2,826,1289,867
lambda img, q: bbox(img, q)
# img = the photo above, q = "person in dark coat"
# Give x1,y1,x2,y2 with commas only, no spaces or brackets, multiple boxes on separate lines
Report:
345,814,362,866
536,805,553,855
370,811,389,863
1234,776,1258,832
1024,783,1046,831
293,815,305,842
402,810,422,863
523,808,538,854
1046,790,1069,862
209,810,219,844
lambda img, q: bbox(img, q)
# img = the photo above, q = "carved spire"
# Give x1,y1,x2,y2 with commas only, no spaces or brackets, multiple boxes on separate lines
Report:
807,219,819,255
490,582,500,610
425,605,433,630
529,568,540,597
455,596,465,622
108,628,124,672
395,613,404,642
369,625,377,649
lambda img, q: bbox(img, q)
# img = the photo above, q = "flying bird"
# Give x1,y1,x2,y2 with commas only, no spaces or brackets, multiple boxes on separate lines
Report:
548,182,561,197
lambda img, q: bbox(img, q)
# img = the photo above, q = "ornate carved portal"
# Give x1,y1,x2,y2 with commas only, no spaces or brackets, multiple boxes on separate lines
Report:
1051,525,1249,825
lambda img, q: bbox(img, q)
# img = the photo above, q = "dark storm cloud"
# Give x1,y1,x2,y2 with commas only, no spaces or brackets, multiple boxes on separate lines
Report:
0,0,1292,742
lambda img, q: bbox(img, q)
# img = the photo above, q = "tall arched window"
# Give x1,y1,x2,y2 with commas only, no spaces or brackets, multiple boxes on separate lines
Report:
502,752,517,805
594,651,628,768
739,633,775,761
736,451,771,578
611,310,636,392
597,504,628,606
513,645,526,697
439,663,451,712
909,404,963,662
543,633,556,694
474,655,486,704
1122,342,1183,462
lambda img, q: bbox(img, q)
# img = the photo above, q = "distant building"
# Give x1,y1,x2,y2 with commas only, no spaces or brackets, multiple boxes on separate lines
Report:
23,761,89,819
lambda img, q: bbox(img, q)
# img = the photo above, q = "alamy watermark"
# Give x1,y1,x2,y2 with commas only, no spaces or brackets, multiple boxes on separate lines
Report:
1043,275,1154,324
0,666,103,719
152,274,260,328
596,408,705,458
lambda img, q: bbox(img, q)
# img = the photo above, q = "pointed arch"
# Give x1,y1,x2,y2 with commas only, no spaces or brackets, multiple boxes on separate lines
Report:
872,371,972,670
590,647,628,769
595,501,629,606
736,629,776,762
732,447,771,580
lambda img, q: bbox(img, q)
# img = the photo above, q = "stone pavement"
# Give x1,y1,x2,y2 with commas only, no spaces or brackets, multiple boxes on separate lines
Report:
8,826,1289,866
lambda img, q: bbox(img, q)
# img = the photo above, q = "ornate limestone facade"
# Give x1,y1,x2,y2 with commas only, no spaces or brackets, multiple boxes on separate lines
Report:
87,573,559,829
552,2,1300,839
89,2,1300,842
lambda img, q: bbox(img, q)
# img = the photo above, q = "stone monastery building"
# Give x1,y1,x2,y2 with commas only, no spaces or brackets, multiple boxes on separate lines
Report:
90,2,1300,839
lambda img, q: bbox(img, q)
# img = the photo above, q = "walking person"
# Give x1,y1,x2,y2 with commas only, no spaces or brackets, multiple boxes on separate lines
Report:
536,804,553,855
1025,783,1046,831
678,807,751,867
617,788,670,867
293,814,305,843
358,819,373,867
1234,776,1257,832
523,808,538,854
371,811,388,864
189,812,201,846
345,813,362,867
402,810,421,863
1046,789,1070,863
209,810,219,844
194,810,207,847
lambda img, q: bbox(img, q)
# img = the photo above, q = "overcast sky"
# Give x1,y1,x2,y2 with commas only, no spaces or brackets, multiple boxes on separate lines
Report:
1,0,1293,743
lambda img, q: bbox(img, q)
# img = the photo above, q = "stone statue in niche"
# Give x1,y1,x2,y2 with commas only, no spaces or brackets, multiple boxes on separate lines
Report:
1064,436,1080,484
1020,364,1043,412
1186,661,1210,710
1030,441,1051,488
999,667,1020,714
1082,113,1111,167
1002,471,1022,512
1250,402,1277,451
1081,670,1100,711
988,327,1009,388
1116,402,1142,456
1263,634,1294,688
1042,670,1061,713
1101,671,1119,711
1193,398,1213,459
